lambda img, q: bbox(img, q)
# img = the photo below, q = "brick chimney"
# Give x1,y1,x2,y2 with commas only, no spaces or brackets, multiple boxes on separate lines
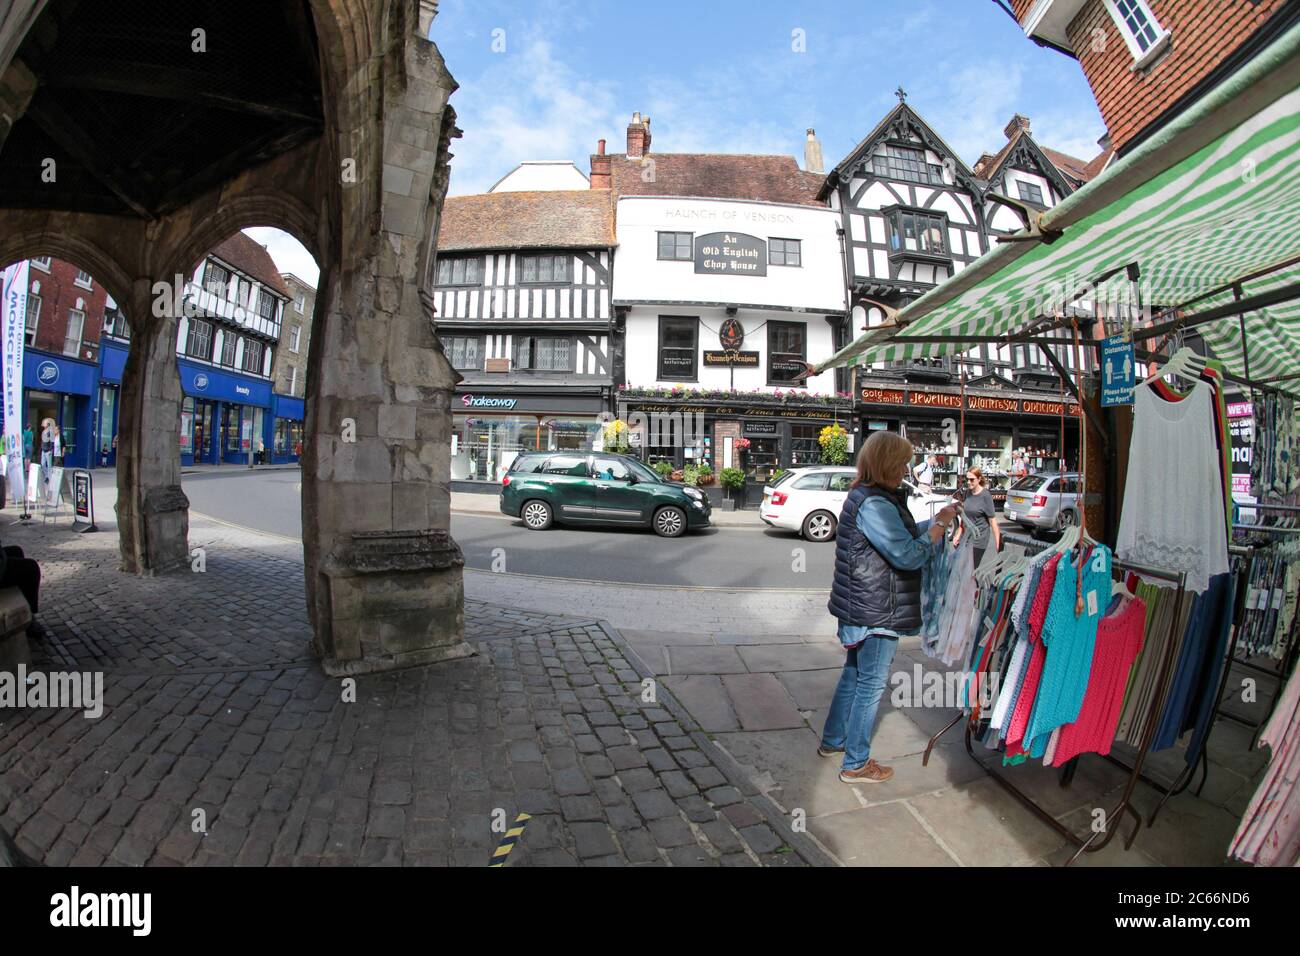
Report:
1004,114,1031,140
804,128,824,174
590,137,611,190
626,111,651,159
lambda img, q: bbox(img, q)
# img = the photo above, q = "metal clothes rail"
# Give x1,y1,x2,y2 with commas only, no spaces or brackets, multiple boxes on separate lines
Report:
921,531,1188,865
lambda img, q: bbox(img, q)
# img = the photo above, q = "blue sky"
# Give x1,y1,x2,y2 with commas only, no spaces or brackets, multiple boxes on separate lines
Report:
434,0,1107,196
253,0,1108,284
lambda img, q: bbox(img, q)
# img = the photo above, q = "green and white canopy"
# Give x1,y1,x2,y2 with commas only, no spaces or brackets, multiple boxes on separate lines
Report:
816,21,1300,386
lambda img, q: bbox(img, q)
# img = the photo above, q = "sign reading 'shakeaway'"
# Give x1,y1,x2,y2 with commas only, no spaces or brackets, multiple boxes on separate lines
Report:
695,233,766,276
1101,335,1135,407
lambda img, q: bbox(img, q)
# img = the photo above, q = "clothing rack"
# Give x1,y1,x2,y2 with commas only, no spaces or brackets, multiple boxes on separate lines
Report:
922,530,1189,864
1209,507,1300,747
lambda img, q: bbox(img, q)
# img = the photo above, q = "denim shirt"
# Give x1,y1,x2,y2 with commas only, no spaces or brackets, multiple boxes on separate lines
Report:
837,497,934,647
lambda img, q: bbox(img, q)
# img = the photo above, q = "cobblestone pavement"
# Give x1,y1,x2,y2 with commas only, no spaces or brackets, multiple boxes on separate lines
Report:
0,508,829,867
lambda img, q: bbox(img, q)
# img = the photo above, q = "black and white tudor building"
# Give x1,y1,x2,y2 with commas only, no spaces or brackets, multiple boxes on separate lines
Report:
819,99,1103,498
433,166,616,483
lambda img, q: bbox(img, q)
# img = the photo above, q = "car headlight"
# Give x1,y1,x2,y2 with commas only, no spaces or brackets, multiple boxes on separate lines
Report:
683,487,704,501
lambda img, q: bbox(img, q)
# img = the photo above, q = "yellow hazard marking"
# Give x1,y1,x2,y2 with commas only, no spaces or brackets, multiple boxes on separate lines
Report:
487,812,531,867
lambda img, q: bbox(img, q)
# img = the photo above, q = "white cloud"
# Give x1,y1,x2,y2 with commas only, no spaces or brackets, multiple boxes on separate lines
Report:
243,228,319,287
446,38,621,195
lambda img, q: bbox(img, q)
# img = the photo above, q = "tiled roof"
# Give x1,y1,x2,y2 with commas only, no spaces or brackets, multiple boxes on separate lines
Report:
208,233,291,297
1082,148,1115,180
1041,146,1092,184
972,128,1106,188
605,153,825,206
438,190,616,251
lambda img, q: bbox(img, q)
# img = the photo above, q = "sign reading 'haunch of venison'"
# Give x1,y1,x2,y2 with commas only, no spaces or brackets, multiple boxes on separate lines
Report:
695,233,767,276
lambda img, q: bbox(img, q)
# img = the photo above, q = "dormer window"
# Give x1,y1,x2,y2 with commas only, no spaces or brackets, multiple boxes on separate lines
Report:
1104,0,1171,69
872,144,945,186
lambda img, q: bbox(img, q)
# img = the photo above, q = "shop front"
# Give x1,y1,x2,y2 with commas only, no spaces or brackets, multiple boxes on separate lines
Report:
857,384,1082,503
451,388,609,486
618,392,855,486
269,393,305,464
175,360,273,466
16,349,99,470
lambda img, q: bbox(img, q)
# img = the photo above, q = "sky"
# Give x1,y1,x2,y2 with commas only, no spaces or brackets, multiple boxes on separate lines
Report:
249,0,1107,286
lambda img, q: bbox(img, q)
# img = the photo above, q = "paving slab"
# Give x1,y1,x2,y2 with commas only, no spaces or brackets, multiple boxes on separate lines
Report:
808,803,957,867
665,645,748,675
721,673,805,731
774,668,841,712
736,643,847,673
712,729,864,817
660,675,741,733
909,776,1069,867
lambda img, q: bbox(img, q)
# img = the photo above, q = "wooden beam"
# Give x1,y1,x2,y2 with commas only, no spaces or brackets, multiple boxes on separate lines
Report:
46,65,321,125
24,94,154,218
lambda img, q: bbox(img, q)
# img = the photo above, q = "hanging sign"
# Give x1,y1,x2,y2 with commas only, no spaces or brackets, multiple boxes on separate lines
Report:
1101,334,1136,407
718,317,745,350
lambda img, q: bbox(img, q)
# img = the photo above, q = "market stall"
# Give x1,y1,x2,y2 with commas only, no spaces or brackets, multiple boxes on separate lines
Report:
806,20,1300,866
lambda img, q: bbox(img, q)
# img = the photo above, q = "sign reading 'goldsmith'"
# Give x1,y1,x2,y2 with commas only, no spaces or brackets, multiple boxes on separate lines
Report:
695,233,767,276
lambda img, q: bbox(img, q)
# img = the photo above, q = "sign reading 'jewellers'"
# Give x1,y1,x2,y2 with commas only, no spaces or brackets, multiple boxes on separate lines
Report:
695,233,767,277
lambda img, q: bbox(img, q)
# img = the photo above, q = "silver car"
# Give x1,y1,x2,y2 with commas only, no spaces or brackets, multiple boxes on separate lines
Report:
1002,473,1082,532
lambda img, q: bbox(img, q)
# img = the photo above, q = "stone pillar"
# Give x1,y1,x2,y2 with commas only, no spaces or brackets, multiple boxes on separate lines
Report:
300,8,470,676
115,277,189,574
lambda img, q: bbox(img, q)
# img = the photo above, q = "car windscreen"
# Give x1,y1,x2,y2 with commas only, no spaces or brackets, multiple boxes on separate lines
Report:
1010,475,1044,492
770,470,798,487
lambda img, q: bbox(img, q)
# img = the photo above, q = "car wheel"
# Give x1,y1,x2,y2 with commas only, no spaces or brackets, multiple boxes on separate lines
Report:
521,499,553,530
653,506,687,538
1055,509,1077,532
803,510,837,542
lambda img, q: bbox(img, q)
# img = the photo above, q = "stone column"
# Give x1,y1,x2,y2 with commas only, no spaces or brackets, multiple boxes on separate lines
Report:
299,8,469,676
115,277,189,574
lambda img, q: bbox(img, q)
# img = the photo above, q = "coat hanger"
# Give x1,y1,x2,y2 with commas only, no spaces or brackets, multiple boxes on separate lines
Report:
1140,346,1206,387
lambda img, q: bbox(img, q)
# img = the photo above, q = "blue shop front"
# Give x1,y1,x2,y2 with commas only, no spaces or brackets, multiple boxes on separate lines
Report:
176,359,273,466
98,340,275,467
0,349,101,470
269,393,304,464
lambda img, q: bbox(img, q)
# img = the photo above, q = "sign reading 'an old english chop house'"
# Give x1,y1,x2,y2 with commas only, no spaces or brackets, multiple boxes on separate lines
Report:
695,233,767,277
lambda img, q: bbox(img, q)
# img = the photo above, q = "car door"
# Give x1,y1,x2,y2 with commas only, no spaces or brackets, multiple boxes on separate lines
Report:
541,453,596,519
590,456,647,523
827,471,854,518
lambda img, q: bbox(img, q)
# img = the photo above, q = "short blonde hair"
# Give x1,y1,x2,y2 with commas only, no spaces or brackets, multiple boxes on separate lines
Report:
855,430,914,488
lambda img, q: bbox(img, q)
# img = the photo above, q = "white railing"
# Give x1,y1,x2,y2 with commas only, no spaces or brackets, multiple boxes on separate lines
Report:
184,282,280,340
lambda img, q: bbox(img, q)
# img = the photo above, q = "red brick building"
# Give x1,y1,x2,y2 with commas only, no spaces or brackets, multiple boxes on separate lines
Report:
1004,0,1300,153
23,254,108,361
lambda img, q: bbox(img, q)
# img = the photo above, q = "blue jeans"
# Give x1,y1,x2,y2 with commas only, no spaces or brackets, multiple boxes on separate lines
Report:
821,635,899,771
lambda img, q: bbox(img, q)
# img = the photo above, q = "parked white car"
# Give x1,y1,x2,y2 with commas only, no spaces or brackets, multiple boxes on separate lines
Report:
760,467,951,542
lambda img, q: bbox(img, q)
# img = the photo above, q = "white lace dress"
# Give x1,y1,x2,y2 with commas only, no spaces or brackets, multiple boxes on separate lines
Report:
1117,381,1228,594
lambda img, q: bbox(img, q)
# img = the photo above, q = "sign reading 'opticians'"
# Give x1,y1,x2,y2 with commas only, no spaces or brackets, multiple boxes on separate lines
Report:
695,233,767,277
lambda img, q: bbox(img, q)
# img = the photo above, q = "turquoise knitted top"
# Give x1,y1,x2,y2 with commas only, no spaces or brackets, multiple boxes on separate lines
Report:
1022,544,1113,758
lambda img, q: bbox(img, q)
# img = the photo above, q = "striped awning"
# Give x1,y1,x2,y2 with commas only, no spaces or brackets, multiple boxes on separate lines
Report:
815,21,1300,386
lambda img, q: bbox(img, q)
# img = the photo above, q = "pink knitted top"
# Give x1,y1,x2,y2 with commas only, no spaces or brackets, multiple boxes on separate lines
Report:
1051,595,1147,767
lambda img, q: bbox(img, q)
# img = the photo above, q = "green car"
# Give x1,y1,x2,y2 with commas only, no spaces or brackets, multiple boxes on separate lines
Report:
499,451,711,537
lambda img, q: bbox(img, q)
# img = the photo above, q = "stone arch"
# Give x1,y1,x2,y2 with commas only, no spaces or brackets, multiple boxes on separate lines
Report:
162,192,321,285
0,225,134,314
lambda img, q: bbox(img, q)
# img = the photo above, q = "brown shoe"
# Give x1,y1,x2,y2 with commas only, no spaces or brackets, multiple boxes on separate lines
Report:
839,759,893,784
